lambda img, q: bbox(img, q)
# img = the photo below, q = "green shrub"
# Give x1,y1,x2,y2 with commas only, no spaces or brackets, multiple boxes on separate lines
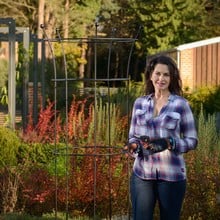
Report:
0,127,21,167
0,127,23,213
185,86,220,115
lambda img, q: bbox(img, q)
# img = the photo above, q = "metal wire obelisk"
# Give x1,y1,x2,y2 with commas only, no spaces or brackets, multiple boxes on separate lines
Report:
42,22,139,220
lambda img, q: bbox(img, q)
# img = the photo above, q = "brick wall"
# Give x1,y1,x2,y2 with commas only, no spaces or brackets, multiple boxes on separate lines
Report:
179,49,194,90
28,82,42,116
0,109,22,127
0,82,41,127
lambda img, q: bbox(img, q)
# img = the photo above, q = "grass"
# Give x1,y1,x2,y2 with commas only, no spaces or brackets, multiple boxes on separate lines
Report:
0,213,92,220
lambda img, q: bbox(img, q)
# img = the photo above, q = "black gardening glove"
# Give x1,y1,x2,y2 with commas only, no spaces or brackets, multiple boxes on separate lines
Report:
148,137,175,154
137,135,151,157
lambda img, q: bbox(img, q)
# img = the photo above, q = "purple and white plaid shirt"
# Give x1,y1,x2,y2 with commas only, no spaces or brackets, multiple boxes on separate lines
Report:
129,94,198,182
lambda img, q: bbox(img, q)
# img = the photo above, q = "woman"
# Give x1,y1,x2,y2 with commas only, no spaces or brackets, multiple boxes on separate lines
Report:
126,55,198,220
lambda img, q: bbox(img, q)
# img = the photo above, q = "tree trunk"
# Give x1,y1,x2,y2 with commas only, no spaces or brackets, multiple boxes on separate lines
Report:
78,43,87,89
44,6,56,58
38,0,45,60
63,0,69,38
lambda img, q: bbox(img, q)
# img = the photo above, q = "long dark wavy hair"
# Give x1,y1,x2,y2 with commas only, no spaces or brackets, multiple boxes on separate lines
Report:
144,55,183,96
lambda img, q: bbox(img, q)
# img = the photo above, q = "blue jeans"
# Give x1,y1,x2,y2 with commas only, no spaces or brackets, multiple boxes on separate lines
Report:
130,173,186,220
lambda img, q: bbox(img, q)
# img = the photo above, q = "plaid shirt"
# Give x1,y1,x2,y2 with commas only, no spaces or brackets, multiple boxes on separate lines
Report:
129,94,198,182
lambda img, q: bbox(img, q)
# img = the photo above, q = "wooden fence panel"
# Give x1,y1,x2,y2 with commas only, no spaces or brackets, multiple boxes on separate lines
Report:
194,42,220,88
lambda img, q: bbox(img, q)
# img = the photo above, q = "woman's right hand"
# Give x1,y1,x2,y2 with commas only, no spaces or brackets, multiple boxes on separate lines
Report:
124,143,138,154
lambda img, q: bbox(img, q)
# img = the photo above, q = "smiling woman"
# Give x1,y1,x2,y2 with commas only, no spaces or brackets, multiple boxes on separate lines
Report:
125,54,198,220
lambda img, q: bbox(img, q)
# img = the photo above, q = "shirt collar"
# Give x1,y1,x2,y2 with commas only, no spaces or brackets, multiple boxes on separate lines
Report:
147,93,176,102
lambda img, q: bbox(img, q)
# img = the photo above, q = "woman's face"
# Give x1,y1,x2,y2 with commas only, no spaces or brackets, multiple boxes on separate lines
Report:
150,63,171,92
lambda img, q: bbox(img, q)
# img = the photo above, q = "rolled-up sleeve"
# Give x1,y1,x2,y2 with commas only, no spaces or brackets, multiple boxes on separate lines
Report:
175,101,198,153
